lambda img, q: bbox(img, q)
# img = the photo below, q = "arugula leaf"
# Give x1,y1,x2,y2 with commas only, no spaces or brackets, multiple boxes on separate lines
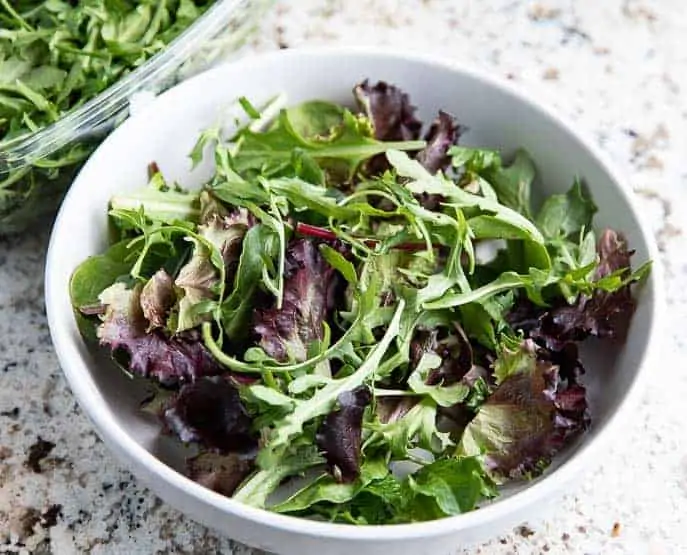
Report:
387,149,549,267
272,457,389,514
257,300,405,469
230,106,425,181
233,444,325,509
424,270,555,310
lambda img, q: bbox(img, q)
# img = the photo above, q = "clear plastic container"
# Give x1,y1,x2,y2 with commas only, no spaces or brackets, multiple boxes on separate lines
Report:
0,0,272,235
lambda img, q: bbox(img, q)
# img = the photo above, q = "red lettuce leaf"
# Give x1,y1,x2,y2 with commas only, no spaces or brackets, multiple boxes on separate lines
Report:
353,80,422,142
458,341,588,479
316,385,372,483
253,239,338,362
353,80,423,177
97,284,221,386
416,110,464,175
410,322,473,386
164,376,256,453
139,269,175,329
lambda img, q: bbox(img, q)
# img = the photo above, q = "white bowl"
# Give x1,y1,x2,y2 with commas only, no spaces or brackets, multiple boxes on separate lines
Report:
45,48,663,555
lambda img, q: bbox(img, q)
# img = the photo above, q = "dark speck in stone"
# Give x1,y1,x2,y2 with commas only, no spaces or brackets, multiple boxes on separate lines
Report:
276,25,288,49
102,482,113,491
3,362,18,372
623,128,639,138
25,437,55,473
561,25,591,45
517,525,535,538
41,504,62,528
31,539,51,555
0,407,20,419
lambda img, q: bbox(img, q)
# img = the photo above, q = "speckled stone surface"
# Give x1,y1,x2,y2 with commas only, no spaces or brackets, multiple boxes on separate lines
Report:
1,1,686,553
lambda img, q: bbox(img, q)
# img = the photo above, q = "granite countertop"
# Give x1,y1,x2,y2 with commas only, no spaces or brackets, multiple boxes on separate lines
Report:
1,1,686,553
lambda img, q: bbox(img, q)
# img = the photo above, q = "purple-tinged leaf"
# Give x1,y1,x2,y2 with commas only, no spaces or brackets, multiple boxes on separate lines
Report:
457,341,588,480
595,228,633,279
254,239,338,362
410,323,473,387
164,376,255,453
354,80,423,176
353,80,422,142
200,208,254,274
140,269,175,328
97,284,221,386
316,386,372,483
507,229,637,350
175,208,254,332
416,111,463,175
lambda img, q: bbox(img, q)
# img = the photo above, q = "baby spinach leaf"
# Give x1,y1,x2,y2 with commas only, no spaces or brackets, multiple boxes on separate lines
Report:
536,179,597,240
69,239,136,340
405,457,497,519
484,149,536,218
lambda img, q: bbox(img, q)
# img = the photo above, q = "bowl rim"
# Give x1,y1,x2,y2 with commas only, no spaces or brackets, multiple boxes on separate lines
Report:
45,46,664,541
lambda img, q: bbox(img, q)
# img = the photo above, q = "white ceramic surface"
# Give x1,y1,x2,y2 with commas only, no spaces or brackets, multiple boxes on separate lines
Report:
45,48,663,555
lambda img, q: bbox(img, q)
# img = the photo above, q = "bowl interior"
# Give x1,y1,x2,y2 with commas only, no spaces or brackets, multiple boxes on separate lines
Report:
46,50,657,522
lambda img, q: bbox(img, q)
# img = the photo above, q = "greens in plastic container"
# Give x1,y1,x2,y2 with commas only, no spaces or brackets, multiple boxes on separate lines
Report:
0,0,269,234
70,81,650,524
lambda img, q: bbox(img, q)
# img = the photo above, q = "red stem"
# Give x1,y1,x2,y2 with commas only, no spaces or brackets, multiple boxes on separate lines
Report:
294,222,338,241
294,222,434,252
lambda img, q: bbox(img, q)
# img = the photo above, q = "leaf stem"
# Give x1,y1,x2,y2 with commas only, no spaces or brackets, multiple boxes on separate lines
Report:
0,0,33,31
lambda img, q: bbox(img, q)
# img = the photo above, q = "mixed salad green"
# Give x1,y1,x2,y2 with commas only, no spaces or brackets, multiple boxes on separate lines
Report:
70,81,649,524
0,0,217,233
